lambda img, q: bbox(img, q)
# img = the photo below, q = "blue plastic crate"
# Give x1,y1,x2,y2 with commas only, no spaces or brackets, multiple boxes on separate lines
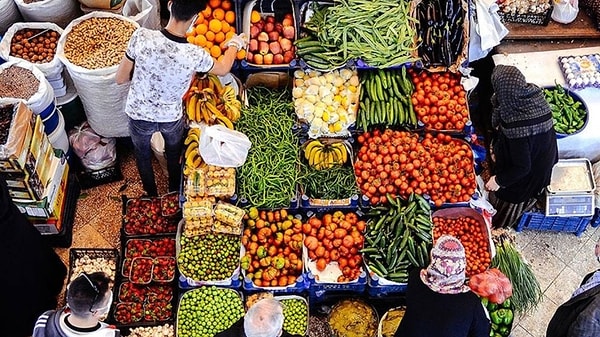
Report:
242,273,308,294
178,274,242,290
516,211,592,236
306,270,367,299
366,274,407,297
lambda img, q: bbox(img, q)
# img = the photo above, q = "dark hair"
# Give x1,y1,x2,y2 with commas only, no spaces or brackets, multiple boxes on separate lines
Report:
66,272,111,316
170,0,208,21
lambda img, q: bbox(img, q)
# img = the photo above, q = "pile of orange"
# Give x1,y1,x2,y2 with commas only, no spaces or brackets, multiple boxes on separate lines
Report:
186,0,245,61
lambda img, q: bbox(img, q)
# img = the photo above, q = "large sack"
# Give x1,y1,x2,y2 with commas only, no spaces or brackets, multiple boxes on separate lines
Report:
0,0,23,36
14,0,82,29
56,12,139,138
0,60,55,115
0,22,64,81
79,0,126,10
122,0,160,30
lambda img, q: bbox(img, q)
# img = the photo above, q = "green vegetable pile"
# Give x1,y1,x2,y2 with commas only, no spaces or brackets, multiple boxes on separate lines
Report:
543,84,587,135
299,163,358,200
281,298,308,336
236,86,299,209
492,234,542,315
177,233,240,281
177,286,244,337
482,297,514,337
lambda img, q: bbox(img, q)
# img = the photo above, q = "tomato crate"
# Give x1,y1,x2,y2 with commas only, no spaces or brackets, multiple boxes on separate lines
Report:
516,211,592,236
242,273,308,294
306,271,367,298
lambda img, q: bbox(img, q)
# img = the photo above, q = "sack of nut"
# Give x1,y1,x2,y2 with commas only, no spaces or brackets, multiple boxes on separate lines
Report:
56,12,139,138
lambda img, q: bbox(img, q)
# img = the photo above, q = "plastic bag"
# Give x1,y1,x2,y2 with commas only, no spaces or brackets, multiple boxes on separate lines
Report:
122,0,161,30
68,121,117,170
552,0,579,24
469,0,509,62
199,124,251,168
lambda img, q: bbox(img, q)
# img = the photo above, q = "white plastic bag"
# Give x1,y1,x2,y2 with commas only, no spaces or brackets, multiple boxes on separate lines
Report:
13,0,81,29
199,124,251,168
0,60,55,115
68,121,117,170
469,0,509,62
122,0,161,30
0,0,23,36
552,0,579,24
0,22,65,81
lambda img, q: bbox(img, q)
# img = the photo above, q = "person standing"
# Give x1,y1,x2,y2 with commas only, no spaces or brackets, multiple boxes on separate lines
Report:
394,235,490,337
32,272,119,337
485,65,558,228
116,0,247,196
546,237,600,337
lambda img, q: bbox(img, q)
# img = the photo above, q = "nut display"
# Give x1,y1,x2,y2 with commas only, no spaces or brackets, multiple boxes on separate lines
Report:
0,66,40,99
10,29,60,63
70,254,117,283
63,17,136,69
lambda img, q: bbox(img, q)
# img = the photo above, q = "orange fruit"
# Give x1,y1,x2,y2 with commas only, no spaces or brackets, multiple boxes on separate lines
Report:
225,31,235,40
225,10,236,24
205,41,214,49
185,30,195,37
214,31,225,43
221,0,232,10
208,0,221,9
201,6,212,18
205,31,216,41
195,23,208,35
208,19,222,33
195,15,205,25
213,8,225,20
220,21,231,33
236,49,246,60
210,45,222,58
250,10,261,23
187,35,195,43
194,34,207,47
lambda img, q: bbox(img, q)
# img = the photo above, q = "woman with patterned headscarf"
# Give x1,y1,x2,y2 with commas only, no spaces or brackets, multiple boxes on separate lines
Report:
394,235,490,337
485,65,558,228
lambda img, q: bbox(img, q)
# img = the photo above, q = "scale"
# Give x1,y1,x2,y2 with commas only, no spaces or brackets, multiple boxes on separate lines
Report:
545,158,596,217
546,194,595,217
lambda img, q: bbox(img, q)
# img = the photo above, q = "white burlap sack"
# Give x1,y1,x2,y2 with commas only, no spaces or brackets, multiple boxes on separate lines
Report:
56,12,139,138
14,0,82,29
0,0,23,36
0,22,65,80
122,0,160,30
0,60,55,115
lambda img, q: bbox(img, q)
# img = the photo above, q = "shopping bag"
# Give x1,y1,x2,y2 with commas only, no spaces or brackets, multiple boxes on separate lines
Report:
469,0,509,62
199,124,251,167
552,0,579,24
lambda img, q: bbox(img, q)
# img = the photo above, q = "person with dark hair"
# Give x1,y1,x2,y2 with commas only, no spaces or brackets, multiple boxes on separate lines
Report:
32,272,119,337
394,235,490,337
546,237,600,337
116,0,247,197
0,177,67,337
485,65,558,228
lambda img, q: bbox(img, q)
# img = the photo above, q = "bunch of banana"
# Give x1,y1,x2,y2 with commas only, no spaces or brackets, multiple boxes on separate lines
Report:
184,74,242,129
304,140,348,170
183,128,203,176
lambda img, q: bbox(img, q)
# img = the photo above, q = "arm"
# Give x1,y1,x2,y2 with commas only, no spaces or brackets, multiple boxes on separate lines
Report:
209,46,238,76
116,56,134,84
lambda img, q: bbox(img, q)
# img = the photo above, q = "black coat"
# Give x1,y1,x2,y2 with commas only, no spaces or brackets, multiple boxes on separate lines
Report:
0,177,67,337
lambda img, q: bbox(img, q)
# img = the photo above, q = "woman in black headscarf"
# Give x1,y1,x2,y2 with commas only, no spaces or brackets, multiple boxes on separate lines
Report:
485,65,558,228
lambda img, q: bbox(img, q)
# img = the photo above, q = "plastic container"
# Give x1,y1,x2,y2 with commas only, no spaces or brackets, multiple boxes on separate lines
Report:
48,111,69,153
378,306,406,337
153,256,176,283
129,256,154,285
276,295,310,336
516,211,592,236
42,106,60,135
366,263,408,297
306,270,367,299
242,273,308,294
68,248,119,283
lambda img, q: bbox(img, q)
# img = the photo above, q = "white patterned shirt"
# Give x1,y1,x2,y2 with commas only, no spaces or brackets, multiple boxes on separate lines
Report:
124,28,214,122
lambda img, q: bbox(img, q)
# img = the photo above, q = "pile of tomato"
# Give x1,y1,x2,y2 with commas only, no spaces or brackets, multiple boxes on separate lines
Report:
432,215,492,276
354,129,476,206
409,69,469,131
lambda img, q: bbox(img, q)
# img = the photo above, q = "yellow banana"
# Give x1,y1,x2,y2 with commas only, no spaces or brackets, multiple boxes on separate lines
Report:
205,101,226,119
304,140,322,160
187,95,198,121
215,115,234,129
208,74,223,94
185,143,198,159
192,155,202,168
196,99,204,122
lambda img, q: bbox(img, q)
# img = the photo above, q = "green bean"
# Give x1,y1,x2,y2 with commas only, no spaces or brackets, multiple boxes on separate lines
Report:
236,86,299,209
299,163,359,200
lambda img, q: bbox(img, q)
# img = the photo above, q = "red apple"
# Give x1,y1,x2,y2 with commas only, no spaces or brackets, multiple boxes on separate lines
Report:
259,41,269,55
284,13,293,20
264,22,275,33
268,31,280,41
254,54,263,64
266,15,275,23
248,39,259,52
273,54,284,64
257,31,269,42
246,51,254,62
282,17,293,27
269,41,282,55
255,20,264,31
283,50,294,63
279,38,292,52
250,25,261,39
263,53,273,65
275,23,283,34
282,25,295,39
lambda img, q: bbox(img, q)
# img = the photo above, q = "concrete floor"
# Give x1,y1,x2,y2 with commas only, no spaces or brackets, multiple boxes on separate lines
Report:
54,149,600,337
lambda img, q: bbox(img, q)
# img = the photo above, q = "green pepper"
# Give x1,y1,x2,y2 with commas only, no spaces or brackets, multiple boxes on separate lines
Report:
481,297,489,308
502,309,514,325
493,333,503,337
498,325,510,337
493,309,514,325
491,323,499,332
487,302,498,312
490,310,503,325
501,298,511,309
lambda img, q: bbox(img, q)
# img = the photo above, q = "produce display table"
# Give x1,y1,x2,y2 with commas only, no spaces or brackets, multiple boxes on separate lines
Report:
492,46,600,162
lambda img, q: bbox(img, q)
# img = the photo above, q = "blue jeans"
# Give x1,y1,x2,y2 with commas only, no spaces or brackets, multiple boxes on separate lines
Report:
128,117,184,196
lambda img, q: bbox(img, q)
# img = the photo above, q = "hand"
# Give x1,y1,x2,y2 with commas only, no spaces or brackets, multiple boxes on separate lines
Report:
225,33,248,50
485,175,500,192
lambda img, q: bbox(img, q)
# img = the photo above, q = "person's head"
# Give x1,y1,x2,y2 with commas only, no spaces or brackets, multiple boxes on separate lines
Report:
66,272,112,321
244,298,285,337
168,0,208,22
420,235,470,294
490,64,553,139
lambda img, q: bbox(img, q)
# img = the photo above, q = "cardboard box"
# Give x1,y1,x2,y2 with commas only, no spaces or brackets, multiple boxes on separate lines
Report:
0,102,35,174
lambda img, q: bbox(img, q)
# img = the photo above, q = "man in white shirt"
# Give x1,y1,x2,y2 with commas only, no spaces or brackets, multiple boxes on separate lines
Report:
116,0,246,196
